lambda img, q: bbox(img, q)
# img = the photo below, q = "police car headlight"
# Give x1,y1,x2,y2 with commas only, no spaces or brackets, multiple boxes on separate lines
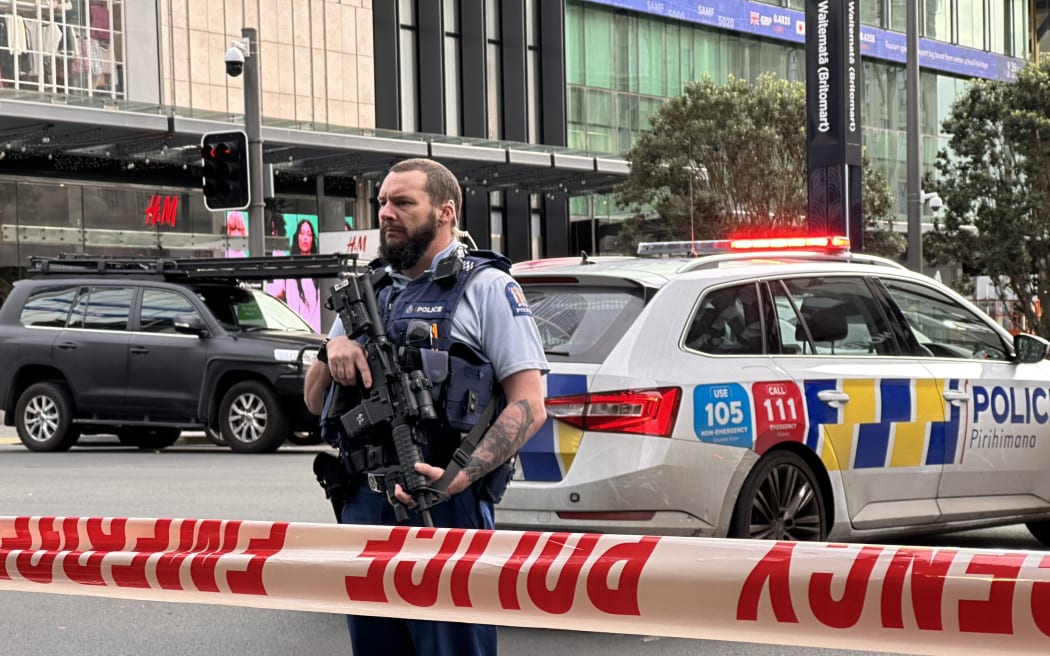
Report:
273,348,299,363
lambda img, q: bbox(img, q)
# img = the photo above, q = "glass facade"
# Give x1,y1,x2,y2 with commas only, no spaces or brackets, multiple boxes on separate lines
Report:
0,174,353,260
565,0,1028,230
0,0,124,98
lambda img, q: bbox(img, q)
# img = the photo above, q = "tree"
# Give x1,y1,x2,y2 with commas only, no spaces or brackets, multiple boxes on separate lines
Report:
926,58,1050,337
614,73,899,257
861,152,905,259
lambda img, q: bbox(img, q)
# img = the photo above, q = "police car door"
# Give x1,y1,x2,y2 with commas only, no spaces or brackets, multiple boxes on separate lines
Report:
768,275,947,531
877,277,1050,521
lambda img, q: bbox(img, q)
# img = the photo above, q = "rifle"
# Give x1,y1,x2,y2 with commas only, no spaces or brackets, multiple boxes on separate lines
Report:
325,269,446,527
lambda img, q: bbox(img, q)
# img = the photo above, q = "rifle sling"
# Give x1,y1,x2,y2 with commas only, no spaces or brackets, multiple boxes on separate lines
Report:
433,393,502,494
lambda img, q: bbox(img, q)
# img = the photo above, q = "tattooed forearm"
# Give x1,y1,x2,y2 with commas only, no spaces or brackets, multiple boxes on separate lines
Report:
463,399,536,483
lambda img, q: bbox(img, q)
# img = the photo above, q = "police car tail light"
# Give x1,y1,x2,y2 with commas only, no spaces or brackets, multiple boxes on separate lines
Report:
545,387,681,437
728,235,850,252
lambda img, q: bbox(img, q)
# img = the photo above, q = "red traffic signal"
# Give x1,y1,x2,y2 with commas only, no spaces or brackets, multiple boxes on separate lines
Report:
201,131,250,211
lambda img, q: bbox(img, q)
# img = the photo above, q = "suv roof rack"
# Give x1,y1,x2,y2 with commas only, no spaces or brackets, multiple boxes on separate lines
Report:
28,253,364,281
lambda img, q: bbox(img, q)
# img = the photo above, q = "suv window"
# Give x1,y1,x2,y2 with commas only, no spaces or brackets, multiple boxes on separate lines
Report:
68,287,134,331
773,277,896,356
20,286,77,327
140,289,200,333
520,284,645,363
881,278,1010,360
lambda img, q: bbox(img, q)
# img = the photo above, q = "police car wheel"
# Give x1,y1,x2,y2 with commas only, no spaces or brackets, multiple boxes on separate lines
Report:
116,428,182,450
218,381,288,454
15,382,81,452
729,450,827,541
1025,520,1050,547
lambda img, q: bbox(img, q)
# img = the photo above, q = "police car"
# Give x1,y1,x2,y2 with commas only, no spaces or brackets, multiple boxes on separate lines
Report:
497,236,1050,545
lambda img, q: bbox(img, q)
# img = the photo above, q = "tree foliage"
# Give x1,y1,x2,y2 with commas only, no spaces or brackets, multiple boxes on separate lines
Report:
613,73,900,257
926,58,1050,336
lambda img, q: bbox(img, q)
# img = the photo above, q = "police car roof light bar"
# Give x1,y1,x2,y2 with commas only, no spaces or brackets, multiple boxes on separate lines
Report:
728,235,851,252
636,240,733,257
636,235,850,258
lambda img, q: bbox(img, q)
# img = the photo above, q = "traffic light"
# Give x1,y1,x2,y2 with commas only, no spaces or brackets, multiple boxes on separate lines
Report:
201,130,250,211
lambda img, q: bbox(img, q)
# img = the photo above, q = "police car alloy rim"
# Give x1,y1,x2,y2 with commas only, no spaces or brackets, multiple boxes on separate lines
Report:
23,395,59,443
742,459,824,541
229,392,268,443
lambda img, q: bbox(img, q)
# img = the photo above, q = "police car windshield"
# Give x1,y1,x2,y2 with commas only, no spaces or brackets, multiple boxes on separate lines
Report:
193,286,313,333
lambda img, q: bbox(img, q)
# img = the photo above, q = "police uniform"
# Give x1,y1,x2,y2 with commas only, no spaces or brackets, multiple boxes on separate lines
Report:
323,240,548,656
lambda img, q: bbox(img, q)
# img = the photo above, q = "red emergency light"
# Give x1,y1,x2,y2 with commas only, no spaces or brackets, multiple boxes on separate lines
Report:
729,235,850,252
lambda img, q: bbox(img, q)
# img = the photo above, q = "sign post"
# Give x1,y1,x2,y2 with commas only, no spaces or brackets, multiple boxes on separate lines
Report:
805,0,863,248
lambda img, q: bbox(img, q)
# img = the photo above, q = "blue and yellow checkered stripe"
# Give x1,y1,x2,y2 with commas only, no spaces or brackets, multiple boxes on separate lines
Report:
804,378,963,471
518,373,586,481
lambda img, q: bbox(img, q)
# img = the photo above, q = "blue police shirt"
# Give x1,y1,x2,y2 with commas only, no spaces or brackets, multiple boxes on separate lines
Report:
328,240,549,382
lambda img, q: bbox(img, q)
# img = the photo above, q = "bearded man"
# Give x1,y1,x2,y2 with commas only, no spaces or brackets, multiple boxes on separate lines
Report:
304,158,548,656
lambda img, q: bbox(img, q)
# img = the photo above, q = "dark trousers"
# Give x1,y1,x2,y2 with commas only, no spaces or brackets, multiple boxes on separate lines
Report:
340,483,497,656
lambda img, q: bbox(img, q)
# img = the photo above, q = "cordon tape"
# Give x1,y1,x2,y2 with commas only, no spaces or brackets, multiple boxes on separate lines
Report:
1,515,1049,655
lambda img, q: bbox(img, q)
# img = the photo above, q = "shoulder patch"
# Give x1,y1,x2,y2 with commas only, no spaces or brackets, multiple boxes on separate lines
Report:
504,281,532,316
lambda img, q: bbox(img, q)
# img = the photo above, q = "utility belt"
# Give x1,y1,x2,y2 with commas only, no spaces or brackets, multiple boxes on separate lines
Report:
344,441,399,475
344,442,404,496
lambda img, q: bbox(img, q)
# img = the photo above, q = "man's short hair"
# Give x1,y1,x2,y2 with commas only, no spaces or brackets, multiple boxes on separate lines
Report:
388,158,463,228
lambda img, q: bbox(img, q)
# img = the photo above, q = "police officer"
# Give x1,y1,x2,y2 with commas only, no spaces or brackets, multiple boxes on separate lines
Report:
304,158,548,656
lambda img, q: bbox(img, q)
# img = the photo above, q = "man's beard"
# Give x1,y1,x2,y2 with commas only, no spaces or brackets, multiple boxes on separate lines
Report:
379,210,438,272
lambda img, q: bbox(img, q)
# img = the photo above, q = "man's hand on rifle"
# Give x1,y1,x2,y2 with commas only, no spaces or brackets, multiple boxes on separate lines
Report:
327,336,372,387
393,462,470,507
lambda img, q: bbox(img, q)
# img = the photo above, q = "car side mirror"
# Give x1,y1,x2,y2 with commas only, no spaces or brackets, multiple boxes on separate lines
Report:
173,314,208,337
1013,333,1049,363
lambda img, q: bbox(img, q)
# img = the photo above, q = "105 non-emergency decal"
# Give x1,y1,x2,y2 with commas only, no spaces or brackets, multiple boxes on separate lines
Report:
694,381,806,451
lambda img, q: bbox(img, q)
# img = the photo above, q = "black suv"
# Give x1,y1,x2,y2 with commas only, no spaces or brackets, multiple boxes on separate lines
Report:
0,254,347,453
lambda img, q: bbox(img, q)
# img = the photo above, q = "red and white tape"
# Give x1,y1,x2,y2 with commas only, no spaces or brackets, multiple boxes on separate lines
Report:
1,516,1048,655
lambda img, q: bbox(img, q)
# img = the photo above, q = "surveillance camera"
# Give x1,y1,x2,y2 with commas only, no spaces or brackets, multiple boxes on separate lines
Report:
928,195,944,211
225,46,245,77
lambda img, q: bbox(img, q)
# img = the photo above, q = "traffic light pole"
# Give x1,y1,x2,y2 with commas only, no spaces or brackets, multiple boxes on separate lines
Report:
242,27,266,257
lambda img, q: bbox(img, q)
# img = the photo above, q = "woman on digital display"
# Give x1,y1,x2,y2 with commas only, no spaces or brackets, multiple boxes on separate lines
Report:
224,212,248,258
269,218,321,332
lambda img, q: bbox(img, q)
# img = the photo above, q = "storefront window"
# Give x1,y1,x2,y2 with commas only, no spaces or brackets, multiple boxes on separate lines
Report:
0,0,124,98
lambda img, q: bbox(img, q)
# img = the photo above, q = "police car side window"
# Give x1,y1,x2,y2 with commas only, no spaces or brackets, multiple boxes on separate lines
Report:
774,277,897,356
880,279,1009,361
685,283,764,355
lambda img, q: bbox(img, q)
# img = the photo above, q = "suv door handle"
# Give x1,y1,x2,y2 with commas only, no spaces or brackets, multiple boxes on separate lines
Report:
129,346,149,355
817,390,850,407
943,390,970,406
57,341,78,350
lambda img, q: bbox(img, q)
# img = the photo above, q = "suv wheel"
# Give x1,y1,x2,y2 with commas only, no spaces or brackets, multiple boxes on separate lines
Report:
219,381,288,453
729,450,827,541
116,428,182,450
15,382,81,452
